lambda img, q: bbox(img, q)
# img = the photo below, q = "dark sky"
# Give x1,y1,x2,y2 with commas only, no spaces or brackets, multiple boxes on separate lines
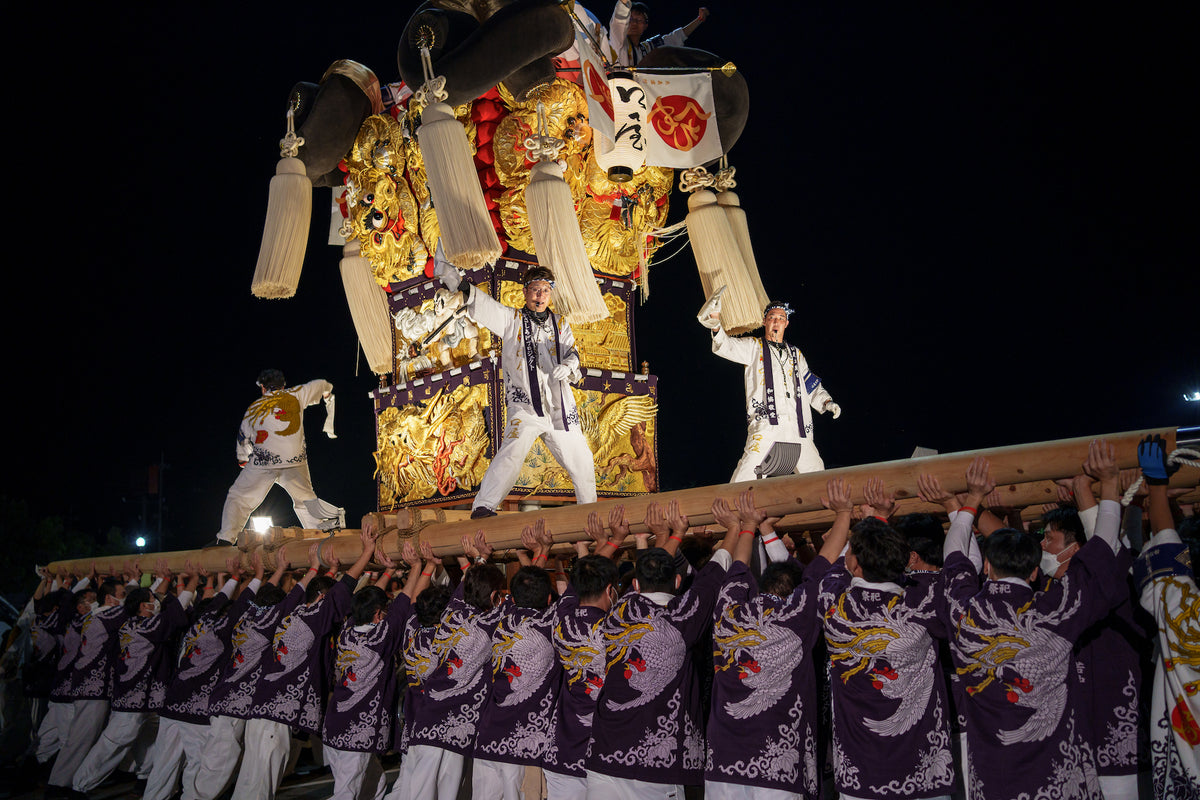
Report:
8,3,1195,554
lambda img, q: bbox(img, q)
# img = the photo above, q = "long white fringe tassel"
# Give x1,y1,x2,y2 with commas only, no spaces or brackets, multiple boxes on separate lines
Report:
415,49,500,270
525,102,608,323
252,104,312,299
684,179,761,334
338,239,394,375
717,188,770,313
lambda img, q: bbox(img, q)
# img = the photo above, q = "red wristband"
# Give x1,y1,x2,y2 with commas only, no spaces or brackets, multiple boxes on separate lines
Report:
421,570,433,577
307,566,318,573
959,506,978,516
762,534,779,544
873,515,888,523
738,529,754,536
669,534,683,542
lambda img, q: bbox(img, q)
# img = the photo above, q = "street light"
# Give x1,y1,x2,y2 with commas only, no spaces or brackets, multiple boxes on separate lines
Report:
250,516,274,534
1184,391,1200,402
134,535,147,549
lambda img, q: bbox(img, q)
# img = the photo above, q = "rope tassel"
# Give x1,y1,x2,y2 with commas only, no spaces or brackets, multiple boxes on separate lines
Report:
684,169,763,334
415,49,501,270
338,239,394,375
252,105,312,299
525,103,608,323
717,188,771,313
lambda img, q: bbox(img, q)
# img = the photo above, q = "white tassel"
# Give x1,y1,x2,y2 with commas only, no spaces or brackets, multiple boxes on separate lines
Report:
717,190,770,312
251,156,312,299
417,102,501,270
339,240,394,375
527,160,609,323
686,189,762,334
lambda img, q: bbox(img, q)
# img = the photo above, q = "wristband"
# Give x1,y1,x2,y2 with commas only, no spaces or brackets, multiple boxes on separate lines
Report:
533,553,547,563
669,534,683,542
421,570,433,577
959,506,978,516
739,529,753,536
307,567,319,573
762,534,779,545
873,515,888,523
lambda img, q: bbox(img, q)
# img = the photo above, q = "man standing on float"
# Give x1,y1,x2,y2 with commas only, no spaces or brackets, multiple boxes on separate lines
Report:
700,294,842,480
436,248,597,517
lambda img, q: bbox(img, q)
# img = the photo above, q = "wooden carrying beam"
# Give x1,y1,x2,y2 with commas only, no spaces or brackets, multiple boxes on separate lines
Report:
45,427,1186,576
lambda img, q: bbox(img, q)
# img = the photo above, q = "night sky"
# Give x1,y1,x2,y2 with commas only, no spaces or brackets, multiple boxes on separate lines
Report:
8,3,1195,557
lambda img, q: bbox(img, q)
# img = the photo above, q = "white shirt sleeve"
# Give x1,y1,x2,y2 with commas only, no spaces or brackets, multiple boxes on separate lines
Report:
944,509,982,572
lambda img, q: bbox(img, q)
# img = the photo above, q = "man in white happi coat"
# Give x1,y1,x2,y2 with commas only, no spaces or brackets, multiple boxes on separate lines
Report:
700,295,841,481
435,253,596,518
212,369,343,545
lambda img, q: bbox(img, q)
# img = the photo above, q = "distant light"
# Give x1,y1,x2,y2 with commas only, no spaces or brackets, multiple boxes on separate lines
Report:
250,516,274,533
134,536,146,548
1185,391,1200,403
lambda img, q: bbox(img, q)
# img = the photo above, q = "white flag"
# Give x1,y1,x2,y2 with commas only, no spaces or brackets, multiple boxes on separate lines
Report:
634,71,722,168
578,29,615,142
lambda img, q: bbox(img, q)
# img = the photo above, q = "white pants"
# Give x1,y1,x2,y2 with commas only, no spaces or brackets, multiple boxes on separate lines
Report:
474,411,597,511
47,698,108,789
143,717,209,800
705,781,802,800
586,771,683,800
193,715,246,800
325,743,387,800
35,699,74,763
384,744,466,800
72,710,153,792
545,769,587,800
231,717,292,800
217,463,331,541
473,757,525,799
730,428,824,483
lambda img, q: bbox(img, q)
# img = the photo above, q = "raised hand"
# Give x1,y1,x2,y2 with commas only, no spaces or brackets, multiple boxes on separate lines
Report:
645,502,670,537
473,530,493,559
821,478,853,515
419,540,442,567
862,477,896,518
585,512,607,548
608,506,630,543
736,489,767,528
917,473,958,512
710,497,740,531
964,458,995,505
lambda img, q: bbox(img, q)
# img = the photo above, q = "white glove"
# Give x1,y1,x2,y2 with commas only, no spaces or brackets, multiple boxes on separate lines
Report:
432,240,461,293
824,401,842,419
697,285,726,330
551,364,572,382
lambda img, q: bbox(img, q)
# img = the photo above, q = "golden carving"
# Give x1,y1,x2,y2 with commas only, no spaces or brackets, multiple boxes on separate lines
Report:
394,288,495,382
374,383,491,506
569,293,632,371
344,115,427,284
512,390,658,495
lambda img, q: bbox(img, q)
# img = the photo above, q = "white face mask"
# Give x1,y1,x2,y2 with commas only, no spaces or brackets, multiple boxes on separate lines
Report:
1040,550,1062,578
88,601,100,614
149,599,161,615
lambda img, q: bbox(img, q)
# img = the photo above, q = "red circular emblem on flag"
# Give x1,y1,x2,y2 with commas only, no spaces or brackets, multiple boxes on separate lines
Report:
584,62,614,121
648,95,713,151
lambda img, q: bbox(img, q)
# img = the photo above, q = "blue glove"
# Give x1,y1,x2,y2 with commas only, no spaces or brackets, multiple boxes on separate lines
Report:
1137,434,1177,485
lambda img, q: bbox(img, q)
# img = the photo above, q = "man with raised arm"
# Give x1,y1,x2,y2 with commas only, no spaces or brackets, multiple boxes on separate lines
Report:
933,444,1129,800
707,486,849,800
609,1,710,66
1132,434,1199,796
434,253,596,518
212,368,342,545
700,297,841,481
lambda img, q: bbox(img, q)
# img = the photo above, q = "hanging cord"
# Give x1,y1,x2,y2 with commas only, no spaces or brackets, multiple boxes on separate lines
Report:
413,46,449,107
1121,447,1200,505
280,94,305,158
524,101,565,162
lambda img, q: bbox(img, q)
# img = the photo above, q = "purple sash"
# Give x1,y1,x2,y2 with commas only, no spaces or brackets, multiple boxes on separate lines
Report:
521,309,570,430
761,338,805,436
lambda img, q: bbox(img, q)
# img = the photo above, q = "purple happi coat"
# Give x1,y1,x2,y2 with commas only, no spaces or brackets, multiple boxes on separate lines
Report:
707,558,830,797
207,583,304,719
161,582,252,724
67,603,132,699
322,593,413,753
474,603,561,766
545,591,607,778
587,559,727,787
819,562,955,799
111,593,191,712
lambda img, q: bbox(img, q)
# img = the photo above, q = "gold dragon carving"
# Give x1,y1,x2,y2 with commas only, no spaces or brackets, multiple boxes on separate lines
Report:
374,383,492,507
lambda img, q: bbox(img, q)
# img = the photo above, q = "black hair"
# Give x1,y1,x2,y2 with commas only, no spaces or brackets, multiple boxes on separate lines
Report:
97,579,120,606
386,576,404,593
306,575,336,604
463,564,506,611
37,590,64,615
124,587,152,616
634,548,676,594
894,513,946,547
416,584,452,628
351,586,389,626
257,369,286,391
509,566,553,609
906,536,944,568
524,265,556,285
255,582,286,607
630,2,650,21
983,529,1042,579
758,561,805,597
1042,507,1086,546
849,518,910,584
571,555,618,602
